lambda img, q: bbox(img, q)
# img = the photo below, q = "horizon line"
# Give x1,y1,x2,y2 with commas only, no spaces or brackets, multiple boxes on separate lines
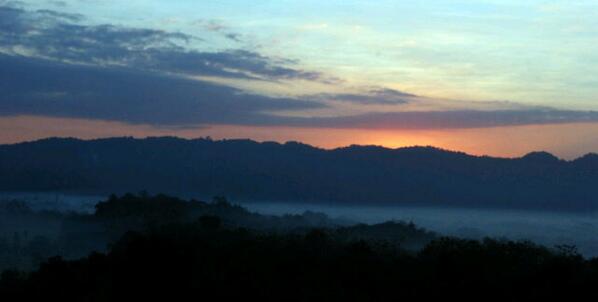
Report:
4,135,597,162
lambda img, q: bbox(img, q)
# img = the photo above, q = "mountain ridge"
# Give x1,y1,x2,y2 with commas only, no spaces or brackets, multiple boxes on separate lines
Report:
1,136,598,211
6,136,593,161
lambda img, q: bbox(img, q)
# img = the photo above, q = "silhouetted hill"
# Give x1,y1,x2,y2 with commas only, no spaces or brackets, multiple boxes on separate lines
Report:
520,151,562,164
2,214,595,301
0,193,435,272
1,137,598,210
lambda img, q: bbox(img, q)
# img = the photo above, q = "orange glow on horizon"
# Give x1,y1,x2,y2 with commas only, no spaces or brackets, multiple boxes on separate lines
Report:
1,115,597,160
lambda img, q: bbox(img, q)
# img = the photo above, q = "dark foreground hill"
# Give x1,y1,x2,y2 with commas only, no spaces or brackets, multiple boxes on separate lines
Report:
1,197,596,301
0,193,436,273
1,137,598,210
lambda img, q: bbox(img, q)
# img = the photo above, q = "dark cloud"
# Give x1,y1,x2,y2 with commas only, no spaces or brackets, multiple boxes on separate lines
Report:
0,54,325,125
313,88,416,105
0,5,332,82
35,8,83,21
2,52,598,130
225,33,242,42
267,110,598,130
371,88,417,98
196,19,244,42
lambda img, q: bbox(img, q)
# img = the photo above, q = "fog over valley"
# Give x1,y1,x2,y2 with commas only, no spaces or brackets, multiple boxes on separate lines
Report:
3,192,598,257
243,202,598,257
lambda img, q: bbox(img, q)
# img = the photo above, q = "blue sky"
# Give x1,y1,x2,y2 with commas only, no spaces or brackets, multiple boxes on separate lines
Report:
1,0,598,157
28,0,598,108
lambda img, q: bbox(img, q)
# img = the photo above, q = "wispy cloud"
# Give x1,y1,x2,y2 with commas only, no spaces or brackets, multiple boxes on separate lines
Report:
311,88,416,105
0,5,334,83
270,109,598,130
35,8,82,21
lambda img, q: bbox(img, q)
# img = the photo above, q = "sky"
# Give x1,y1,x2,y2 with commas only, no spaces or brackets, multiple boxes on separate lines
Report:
1,0,598,158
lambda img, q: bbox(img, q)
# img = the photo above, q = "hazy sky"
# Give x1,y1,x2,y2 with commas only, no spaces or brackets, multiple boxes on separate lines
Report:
1,0,598,158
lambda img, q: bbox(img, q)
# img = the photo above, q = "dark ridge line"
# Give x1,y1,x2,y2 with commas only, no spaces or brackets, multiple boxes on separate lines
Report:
3,135,596,162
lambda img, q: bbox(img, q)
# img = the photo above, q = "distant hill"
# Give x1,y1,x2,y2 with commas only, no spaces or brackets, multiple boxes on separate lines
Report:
1,137,597,211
